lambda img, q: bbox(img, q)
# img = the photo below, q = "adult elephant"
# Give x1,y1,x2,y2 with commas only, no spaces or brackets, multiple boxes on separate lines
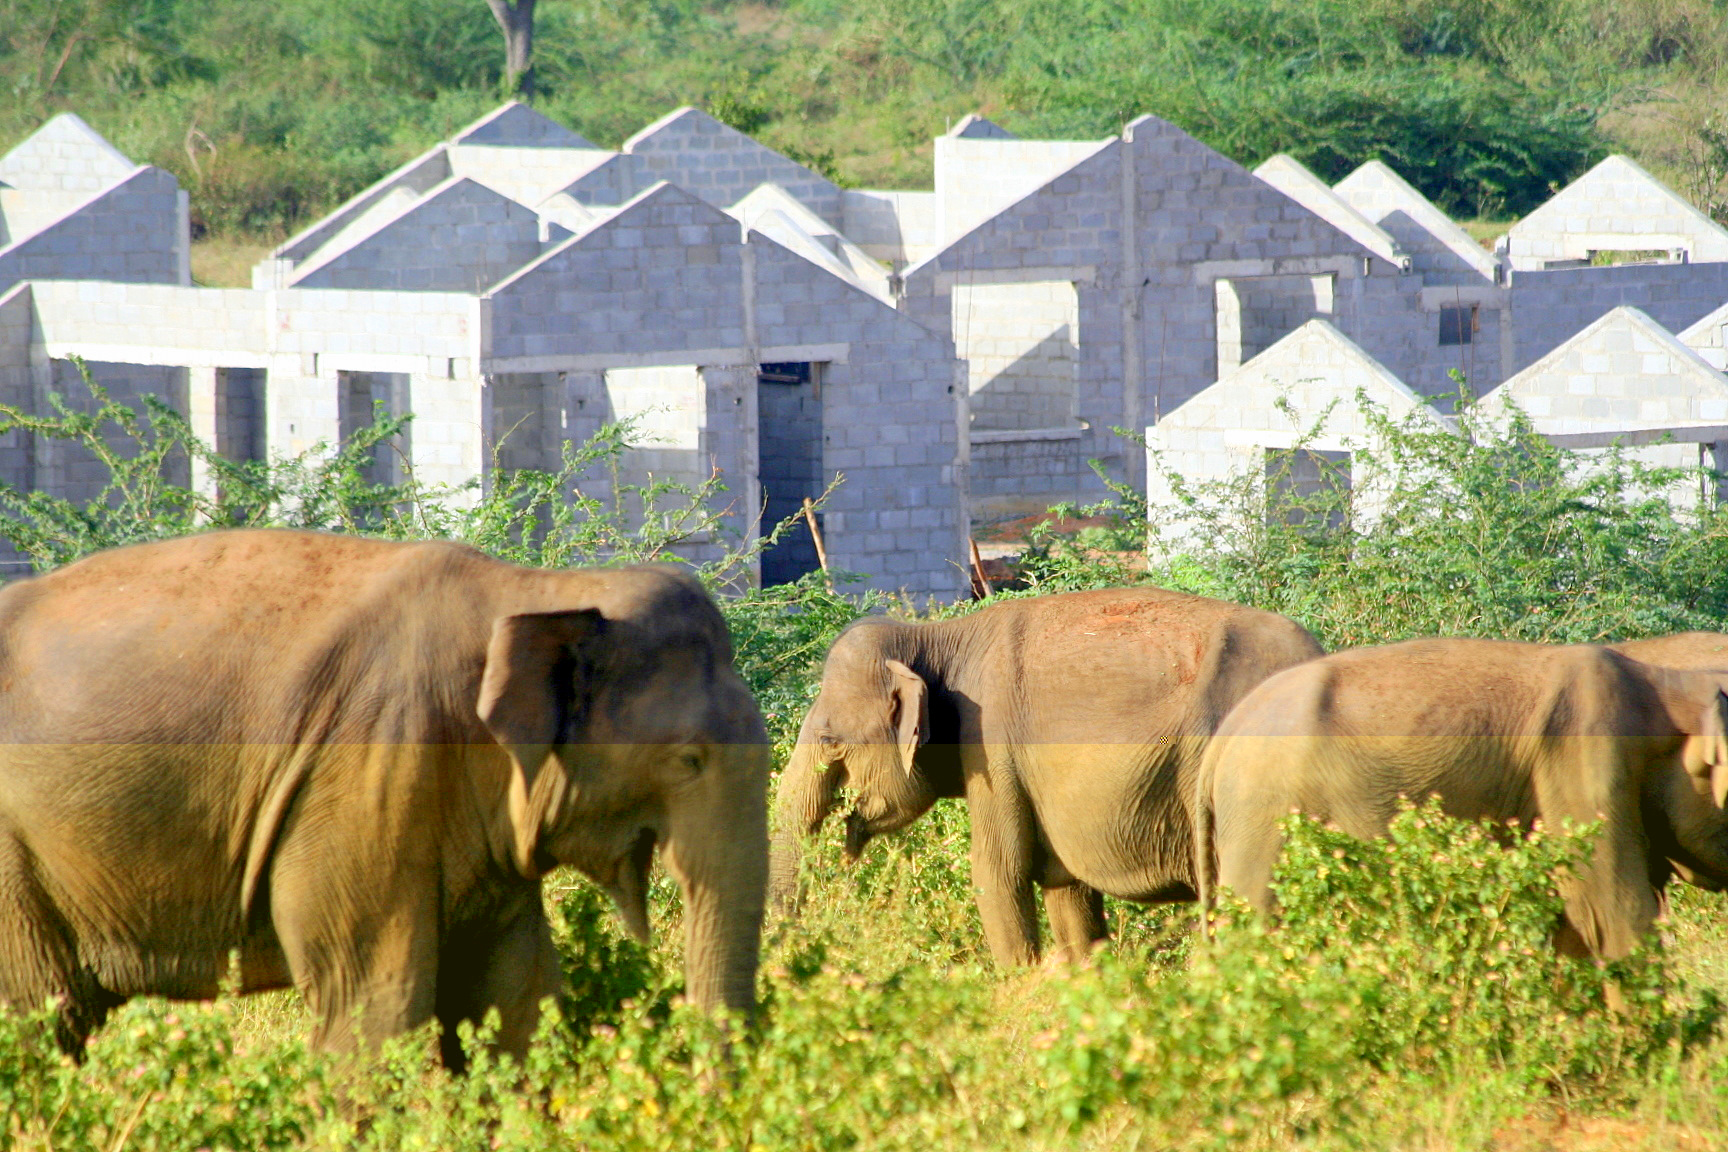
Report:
1613,631,1728,670
1194,638,1728,958
0,529,769,1065
770,586,1323,967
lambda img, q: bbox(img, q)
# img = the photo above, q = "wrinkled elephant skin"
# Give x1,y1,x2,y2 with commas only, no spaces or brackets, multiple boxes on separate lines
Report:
0,529,769,1064
1195,638,1728,959
771,586,1323,966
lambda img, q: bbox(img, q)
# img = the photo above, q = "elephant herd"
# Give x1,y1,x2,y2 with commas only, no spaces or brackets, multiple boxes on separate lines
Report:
0,529,1725,1065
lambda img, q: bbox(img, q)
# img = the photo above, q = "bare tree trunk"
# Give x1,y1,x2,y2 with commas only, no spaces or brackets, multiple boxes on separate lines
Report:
484,0,536,99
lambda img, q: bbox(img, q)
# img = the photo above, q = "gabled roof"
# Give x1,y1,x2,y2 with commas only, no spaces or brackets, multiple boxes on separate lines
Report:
0,112,136,193
1478,305,1728,431
728,183,890,300
1253,155,1404,268
1679,298,1728,370
288,176,549,292
947,114,1015,140
451,102,595,149
1333,159,1498,283
1159,318,1448,435
1504,155,1728,268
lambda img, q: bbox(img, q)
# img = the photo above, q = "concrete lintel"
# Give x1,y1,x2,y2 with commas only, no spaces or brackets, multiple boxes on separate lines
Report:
1417,285,1509,310
1223,429,1358,452
485,341,851,375
39,343,270,370
969,426,1085,444
1192,256,1359,284
932,265,1099,292
318,352,440,375
1542,425,1728,449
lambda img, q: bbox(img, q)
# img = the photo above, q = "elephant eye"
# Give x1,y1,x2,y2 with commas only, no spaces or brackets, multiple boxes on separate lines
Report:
817,735,843,761
675,746,704,774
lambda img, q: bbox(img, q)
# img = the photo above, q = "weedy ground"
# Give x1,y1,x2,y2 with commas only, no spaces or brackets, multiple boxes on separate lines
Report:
4,382,1728,1149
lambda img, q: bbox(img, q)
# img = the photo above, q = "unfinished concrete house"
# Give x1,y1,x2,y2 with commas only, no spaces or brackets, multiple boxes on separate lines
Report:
0,107,967,596
1476,306,1728,505
13,98,1728,584
1144,319,1458,542
0,112,188,294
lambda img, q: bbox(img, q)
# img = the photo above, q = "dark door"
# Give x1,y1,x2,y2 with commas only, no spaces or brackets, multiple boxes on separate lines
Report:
757,362,824,586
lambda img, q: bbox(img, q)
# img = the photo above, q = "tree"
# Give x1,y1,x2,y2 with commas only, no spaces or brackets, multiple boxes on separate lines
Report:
484,0,535,98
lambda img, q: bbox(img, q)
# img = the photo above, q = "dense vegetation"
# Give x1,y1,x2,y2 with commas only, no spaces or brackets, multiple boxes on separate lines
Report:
7,0,1728,245
1,375,1728,1146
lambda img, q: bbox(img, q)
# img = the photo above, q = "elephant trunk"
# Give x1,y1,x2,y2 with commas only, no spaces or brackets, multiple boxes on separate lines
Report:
768,737,844,915
672,741,770,1014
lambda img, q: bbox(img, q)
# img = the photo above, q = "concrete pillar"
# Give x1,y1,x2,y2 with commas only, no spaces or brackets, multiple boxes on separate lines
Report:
265,353,340,462
187,365,220,500
700,363,759,575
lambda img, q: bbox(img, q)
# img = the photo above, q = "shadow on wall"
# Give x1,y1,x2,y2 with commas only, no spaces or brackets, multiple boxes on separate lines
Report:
968,327,1079,433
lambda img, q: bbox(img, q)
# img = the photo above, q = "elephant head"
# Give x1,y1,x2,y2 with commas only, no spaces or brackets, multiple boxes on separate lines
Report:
1649,677,1728,890
769,621,941,910
478,568,770,1013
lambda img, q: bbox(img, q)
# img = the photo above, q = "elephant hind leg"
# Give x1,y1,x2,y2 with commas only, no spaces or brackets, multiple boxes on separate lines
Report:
1043,884,1107,964
0,830,113,1057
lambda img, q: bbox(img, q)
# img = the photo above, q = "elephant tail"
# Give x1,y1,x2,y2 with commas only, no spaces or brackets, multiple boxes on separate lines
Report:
1192,753,1218,945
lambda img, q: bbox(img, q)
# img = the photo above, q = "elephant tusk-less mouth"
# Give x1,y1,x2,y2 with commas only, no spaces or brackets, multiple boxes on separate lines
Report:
607,828,657,943
842,810,873,863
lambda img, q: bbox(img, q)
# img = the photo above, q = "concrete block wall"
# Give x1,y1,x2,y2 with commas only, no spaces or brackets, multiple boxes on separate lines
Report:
0,167,186,292
0,113,139,245
266,289,476,462
935,133,1113,245
447,145,613,210
1506,262,1728,375
953,279,1079,431
29,282,265,364
1681,302,1728,370
623,108,843,227
42,358,190,505
553,153,659,209
487,184,746,363
1505,155,1728,270
270,149,453,271
1333,160,1499,285
1146,319,1456,540
0,286,34,497
290,178,547,293
840,189,939,266
1484,307,1728,433
752,234,967,598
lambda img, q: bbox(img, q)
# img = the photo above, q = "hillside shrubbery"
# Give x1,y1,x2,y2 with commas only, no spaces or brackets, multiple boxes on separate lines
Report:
6,0,1728,241
2,380,1728,1146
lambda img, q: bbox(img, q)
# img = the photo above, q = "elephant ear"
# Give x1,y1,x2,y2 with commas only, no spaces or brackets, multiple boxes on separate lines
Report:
477,608,608,875
884,659,928,777
1697,689,1728,808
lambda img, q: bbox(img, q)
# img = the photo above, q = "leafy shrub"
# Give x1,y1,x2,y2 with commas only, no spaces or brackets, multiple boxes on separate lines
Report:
1033,803,1720,1147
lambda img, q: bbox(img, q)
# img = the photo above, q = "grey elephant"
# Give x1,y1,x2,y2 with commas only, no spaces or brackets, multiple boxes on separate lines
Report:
0,529,769,1065
1194,638,1728,958
771,586,1323,966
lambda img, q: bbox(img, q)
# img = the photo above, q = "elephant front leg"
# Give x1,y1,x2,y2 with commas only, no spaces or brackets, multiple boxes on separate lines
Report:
1043,884,1107,964
436,898,564,1069
965,780,1041,967
273,888,442,1056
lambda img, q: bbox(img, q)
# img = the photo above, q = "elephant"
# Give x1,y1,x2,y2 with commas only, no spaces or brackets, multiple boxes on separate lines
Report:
1193,638,1728,959
770,586,1323,967
1613,631,1728,671
0,528,769,1065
